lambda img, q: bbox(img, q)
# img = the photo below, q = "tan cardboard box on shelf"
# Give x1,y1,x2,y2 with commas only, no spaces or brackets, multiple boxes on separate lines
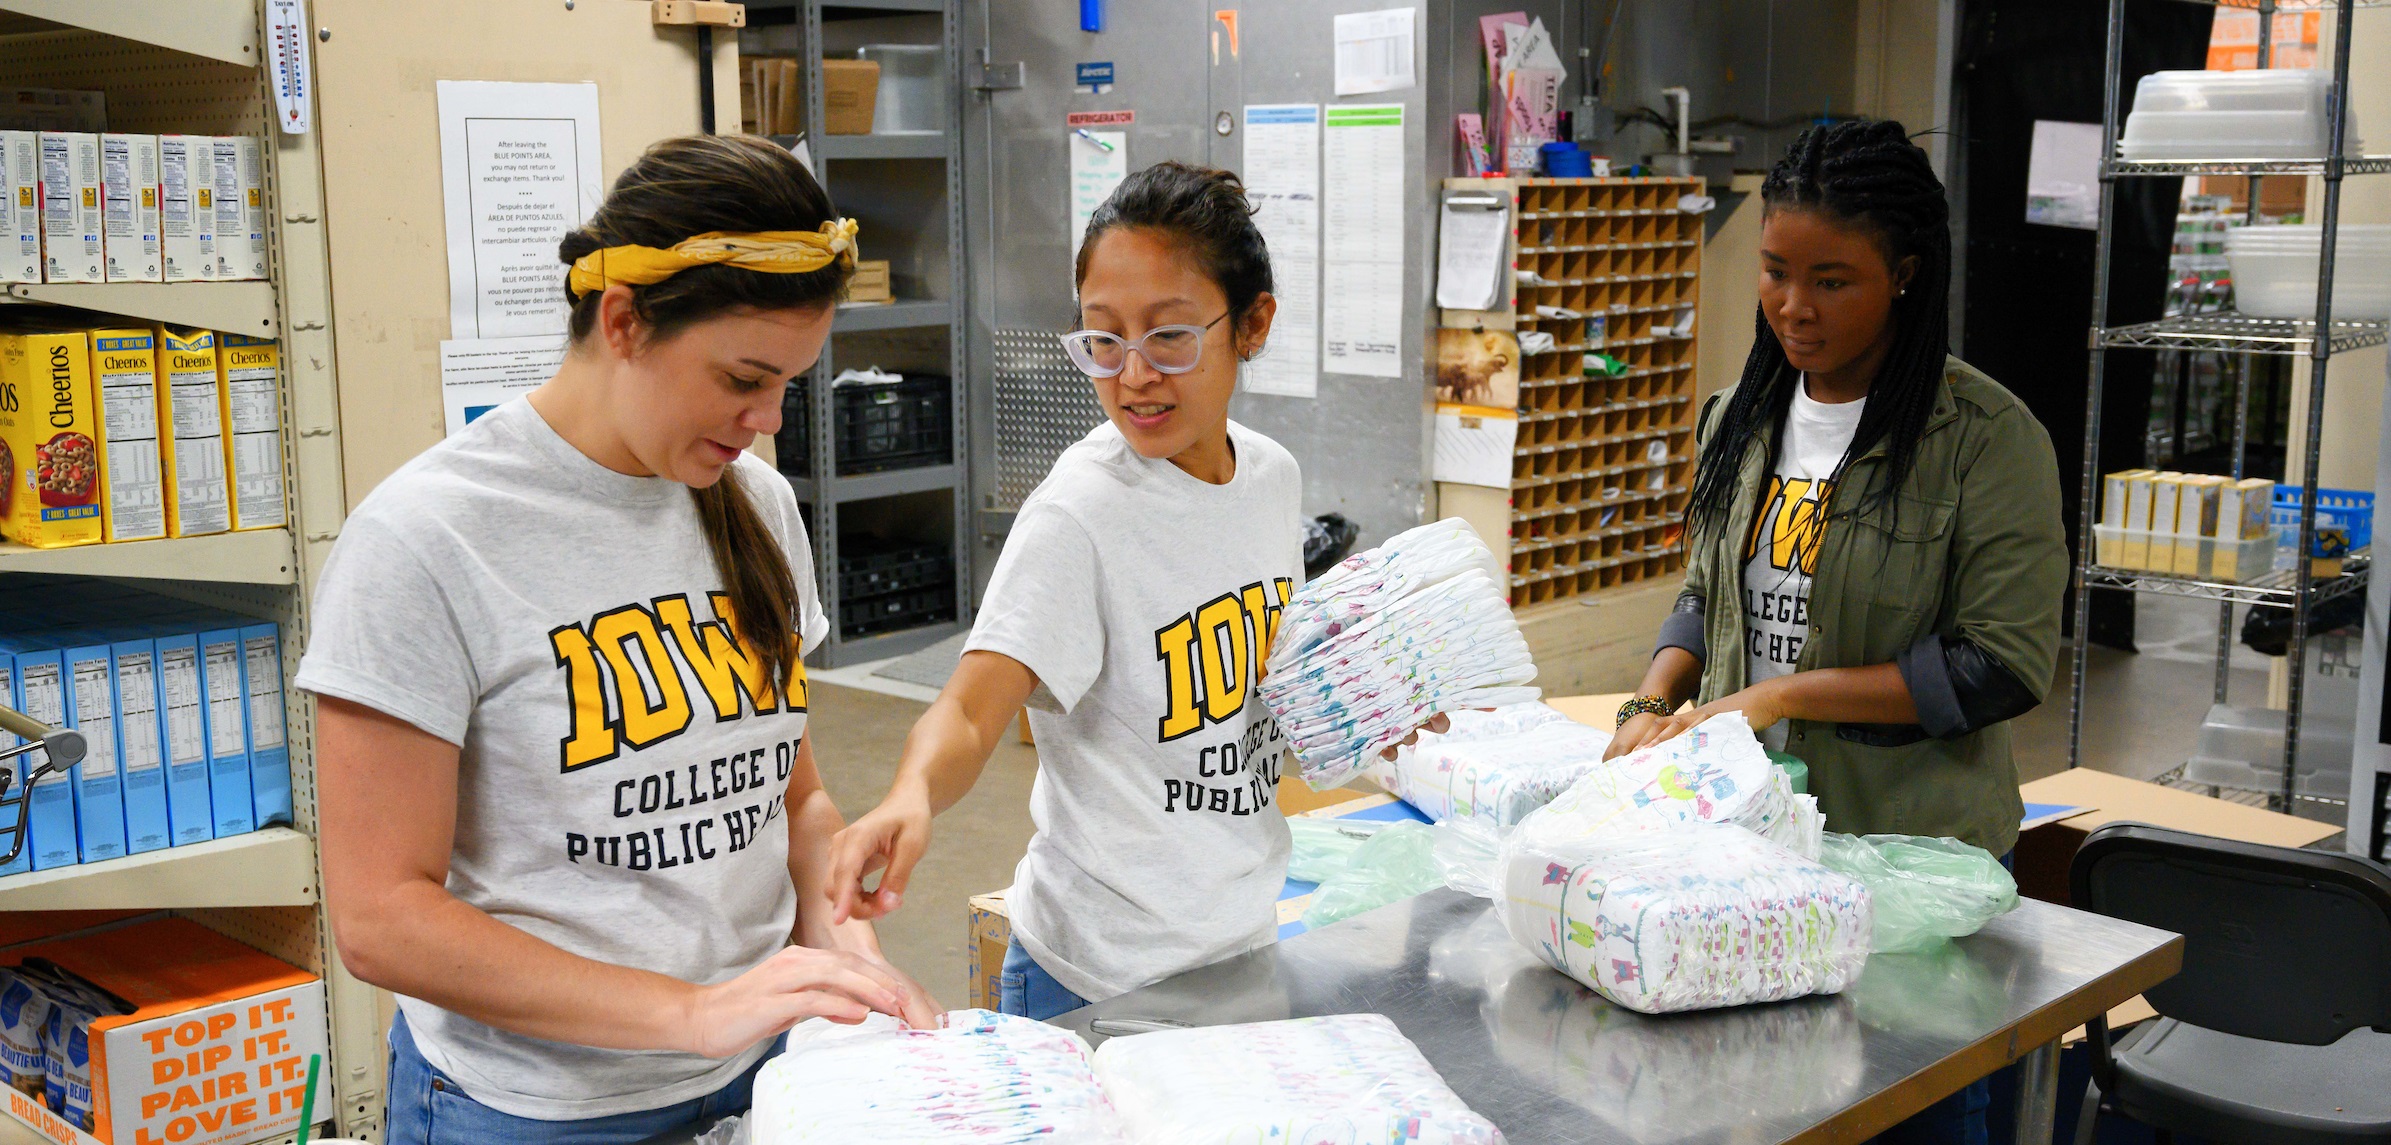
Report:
153,327,230,538
208,137,266,281
215,334,284,531
2097,468,2154,569
2119,469,2158,568
0,327,102,548
37,132,101,284
821,59,880,135
156,136,214,283
99,134,161,284
2144,473,2186,572
2013,767,2341,907
0,131,37,285
2174,474,2226,575
847,259,892,303
89,327,166,543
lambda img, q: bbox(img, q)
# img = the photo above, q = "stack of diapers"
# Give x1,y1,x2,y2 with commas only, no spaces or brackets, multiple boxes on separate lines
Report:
1371,702,1614,828
1525,712,1821,857
750,1009,1124,1144
1261,519,1540,789
1499,823,1871,1014
1091,1014,1504,1145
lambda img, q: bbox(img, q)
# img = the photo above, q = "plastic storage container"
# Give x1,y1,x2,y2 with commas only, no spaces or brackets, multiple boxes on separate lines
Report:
837,538,956,639
773,372,954,477
2092,524,2273,581
2120,69,2362,161
2183,702,2352,801
2225,224,2391,320
857,45,943,134
2269,485,2374,571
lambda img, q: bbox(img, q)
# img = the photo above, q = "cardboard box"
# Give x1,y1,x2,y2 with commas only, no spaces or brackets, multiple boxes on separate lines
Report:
153,634,213,847
7,647,78,871
6,918,327,1145
2219,477,2273,541
155,138,212,283
0,654,21,877
207,138,264,281
2012,767,2343,907
0,328,104,548
847,259,891,303
153,328,228,538
0,132,36,285
196,628,252,840
2119,470,2157,568
98,135,159,284
0,89,104,134
214,335,282,531
110,639,169,856
237,626,288,828
966,889,1012,1012
2099,469,2154,567
89,328,165,543
36,133,100,284
2144,474,2185,571
62,639,124,864
2174,474,2226,575
821,59,880,135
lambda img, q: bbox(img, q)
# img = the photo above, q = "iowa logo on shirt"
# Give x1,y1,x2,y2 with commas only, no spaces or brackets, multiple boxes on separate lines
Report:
1152,577,1294,742
547,592,806,772
1744,476,1835,576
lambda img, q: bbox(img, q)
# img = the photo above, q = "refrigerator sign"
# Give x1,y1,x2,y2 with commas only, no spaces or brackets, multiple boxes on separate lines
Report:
1066,110,1133,128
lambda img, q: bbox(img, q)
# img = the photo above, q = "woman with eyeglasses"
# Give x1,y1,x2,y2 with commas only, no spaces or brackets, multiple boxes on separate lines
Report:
826,162,1434,1019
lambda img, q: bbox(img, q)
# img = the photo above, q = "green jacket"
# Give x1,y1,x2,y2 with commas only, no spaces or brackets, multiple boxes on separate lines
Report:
1668,356,2067,855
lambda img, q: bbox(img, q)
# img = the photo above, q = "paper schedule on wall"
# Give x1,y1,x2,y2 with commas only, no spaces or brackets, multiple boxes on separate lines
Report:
1322,105,1406,378
1069,129,1128,258
436,81,604,340
1243,104,1320,398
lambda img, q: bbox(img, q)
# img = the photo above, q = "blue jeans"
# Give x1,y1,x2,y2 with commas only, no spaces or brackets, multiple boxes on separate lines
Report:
998,941,1090,1021
385,1010,779,1145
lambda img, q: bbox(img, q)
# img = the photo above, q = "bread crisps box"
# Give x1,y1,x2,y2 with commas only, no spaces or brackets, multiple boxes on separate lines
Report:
0,919,324,1145
0,327,102,548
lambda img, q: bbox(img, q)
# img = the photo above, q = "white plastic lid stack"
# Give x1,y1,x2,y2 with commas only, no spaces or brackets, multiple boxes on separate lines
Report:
2223,223,2391,320
1090,1013,1504,1145
2120,69,2364,160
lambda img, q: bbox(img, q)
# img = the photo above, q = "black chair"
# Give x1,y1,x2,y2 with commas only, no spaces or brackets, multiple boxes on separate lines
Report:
2070,823,2391,1145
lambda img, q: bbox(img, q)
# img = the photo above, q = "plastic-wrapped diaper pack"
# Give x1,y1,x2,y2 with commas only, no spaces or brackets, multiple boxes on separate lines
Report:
749,1009,1124,1144
1370,703,1614,828
1522,712,1820,858
1499,823,1871,1014
1260,520,1540,790
1090,1014,1504,1145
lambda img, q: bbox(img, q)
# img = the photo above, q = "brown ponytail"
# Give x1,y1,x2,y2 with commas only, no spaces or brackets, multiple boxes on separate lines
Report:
559,134,851,699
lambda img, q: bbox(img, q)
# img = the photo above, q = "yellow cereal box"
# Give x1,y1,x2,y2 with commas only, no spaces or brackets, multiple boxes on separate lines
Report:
89,326,166,542
215,333,284,531
0,327,103,548
154,326,229,537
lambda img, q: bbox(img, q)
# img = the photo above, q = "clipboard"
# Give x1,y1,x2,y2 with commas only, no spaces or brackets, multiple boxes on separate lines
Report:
1436,188,1513,316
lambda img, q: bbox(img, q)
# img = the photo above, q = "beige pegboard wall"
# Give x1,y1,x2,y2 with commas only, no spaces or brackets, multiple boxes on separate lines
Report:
0,26,268,137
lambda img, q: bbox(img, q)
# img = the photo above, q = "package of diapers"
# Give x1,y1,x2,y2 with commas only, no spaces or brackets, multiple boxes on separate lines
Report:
1371,706,1614,828
1525,711,1820,857
1091,1013,1503,1145
1498,823,1871,1014
750,1009,1124,1143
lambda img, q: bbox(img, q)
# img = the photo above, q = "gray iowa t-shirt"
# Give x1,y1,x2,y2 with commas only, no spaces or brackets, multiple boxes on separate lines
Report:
295,398,830,1120
966,420,1304,1002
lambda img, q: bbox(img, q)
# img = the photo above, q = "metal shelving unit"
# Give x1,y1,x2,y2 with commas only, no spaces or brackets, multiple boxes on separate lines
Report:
765,0,971,668
2069,0,2373,813
0,529,297,584
1,280,281,336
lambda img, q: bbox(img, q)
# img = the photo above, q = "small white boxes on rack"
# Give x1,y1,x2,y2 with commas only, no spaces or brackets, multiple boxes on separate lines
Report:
209,135,266,280
158,134,215,282
37,130,101,283
2121,69,2363,161
101,132,161,283
2095,469,2272,581
0,131,36,284
2097,469,2155,568
2225,224,2391,321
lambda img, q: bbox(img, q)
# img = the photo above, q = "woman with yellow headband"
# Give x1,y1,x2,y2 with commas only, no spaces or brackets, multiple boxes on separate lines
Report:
294,134,935,1145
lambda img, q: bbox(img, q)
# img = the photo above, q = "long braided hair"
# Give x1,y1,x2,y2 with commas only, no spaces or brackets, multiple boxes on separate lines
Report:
1686,119,1952,539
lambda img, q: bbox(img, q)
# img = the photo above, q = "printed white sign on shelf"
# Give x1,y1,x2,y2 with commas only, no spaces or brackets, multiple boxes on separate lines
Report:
1243,104,1320,398
441,334,569,437
436,81,604,339
1322,105,1406,378
1333,7,1419,96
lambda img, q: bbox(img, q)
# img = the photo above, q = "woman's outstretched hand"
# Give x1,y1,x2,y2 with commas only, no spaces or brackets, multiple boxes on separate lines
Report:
823,782,933,925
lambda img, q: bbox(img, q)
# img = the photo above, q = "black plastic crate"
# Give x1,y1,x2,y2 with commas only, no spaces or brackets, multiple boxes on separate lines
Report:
839,584,956,638
836,374,951,475
837,540,953,601
774,382,812,474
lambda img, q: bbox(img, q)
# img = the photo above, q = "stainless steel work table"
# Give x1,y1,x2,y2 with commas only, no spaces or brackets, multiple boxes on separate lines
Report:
1052,888,2182,1145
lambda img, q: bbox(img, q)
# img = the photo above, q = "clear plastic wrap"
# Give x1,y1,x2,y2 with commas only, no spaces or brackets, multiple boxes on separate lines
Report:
1497,824,1871,1014
1816,833,2019,953
1370,706,1613,828
749,1009,1124,1144
1287,817,1388,883
1300,821,1443,929
1090,1013,1504,1145
1260,520,1540,790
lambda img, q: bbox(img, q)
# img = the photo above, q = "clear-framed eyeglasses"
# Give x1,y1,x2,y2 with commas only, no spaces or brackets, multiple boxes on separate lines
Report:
1058,312,1230,378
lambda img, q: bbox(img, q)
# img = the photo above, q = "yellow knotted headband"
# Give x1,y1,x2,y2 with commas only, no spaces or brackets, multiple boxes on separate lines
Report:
566,218,860,299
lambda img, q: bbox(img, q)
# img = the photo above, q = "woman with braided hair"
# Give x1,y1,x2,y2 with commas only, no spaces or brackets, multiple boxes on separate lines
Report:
1608,116,2064,1141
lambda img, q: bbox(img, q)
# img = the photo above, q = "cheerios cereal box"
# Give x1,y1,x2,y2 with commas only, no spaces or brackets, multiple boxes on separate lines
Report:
0,326,103,548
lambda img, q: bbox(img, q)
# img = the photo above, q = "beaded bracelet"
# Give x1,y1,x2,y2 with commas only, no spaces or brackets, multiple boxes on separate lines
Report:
1615,694,1674,729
